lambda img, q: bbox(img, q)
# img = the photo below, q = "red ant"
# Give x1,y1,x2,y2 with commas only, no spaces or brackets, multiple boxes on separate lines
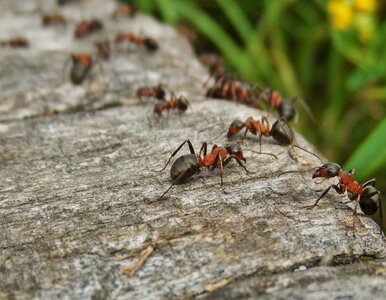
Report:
227,116,320,160
199,53,223,81
68,54,93,85
257,87,315,122
95,40,110,60
42,14,66,26
74,19,103,39
312,163,383,233
115,33,158,51
157,140,250,198
0,37,29,48
206,77,258,108
112,3,137,19
153,94,189,117
136,84,166,101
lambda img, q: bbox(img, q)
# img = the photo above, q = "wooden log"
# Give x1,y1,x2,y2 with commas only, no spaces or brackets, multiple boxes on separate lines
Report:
0,1,384,299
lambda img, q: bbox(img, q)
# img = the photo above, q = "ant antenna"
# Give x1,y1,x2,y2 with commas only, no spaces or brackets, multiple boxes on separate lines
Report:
292,96,316,123
277,166,319,177
243,148,277,159
291,144,323,162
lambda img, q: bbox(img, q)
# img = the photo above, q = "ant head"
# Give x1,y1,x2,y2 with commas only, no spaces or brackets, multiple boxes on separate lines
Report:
312,162,341,179
227,120,243,139
225,143,246,162
271,118,293,145
279,99,296,122
359,186,381,215
143,38,158,51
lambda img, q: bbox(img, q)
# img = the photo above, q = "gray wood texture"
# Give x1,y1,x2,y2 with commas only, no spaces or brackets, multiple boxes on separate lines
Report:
1,1,385,299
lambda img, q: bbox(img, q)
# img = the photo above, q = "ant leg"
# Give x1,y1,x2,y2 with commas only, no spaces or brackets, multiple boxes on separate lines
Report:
241,127,249,143
217,153,224,186
314,184,342,206
155,140,196,172
223,156,251,174
292,144,322,162
158,168,192,199
199,142,208,158
362,178,376,187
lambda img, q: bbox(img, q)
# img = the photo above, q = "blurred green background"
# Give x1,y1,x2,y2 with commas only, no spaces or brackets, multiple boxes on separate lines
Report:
125,0,386,230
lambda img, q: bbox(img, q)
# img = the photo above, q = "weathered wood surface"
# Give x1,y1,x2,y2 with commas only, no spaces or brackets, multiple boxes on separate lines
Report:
0,1,385,299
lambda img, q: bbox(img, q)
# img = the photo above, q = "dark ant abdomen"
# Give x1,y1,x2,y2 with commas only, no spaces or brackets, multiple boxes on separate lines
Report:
170,154,199,183
71,64,90,85
271,118,294,145
279,99,296,122
359,186,380,215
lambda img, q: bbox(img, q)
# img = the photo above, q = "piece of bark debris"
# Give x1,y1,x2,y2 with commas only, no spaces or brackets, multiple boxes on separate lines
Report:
204,278,233,292
122,245,154,276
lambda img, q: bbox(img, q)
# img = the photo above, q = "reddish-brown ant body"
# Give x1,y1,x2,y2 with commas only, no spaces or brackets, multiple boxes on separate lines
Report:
42,14,66,26
312,163,382,232
153,94,189,117
206,78,258,108
136,84,166,100
95,40,110,60
115,33,158,51
157,140,249,198
74,19,103,39
112,3,137,19
0,37,29,48
257,88,297,122
227,116,320,160
69,54,93,85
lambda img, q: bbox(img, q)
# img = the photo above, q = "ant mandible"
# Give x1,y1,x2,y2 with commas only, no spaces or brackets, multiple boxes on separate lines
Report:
74,19,103,39
312,162,383,233
115,33,158,52
153,94,189,117
157,140,250,198
136,84,166,101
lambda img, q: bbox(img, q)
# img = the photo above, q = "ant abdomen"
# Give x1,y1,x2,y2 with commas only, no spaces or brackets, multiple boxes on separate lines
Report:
170,154,199,182
279,99,296,122
359,186,381,215
271,118,294,145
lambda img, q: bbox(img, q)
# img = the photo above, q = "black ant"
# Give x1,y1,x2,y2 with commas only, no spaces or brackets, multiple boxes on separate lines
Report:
68,54,93,85
227,116,320,160
42,14,66,26
153,94,189,117
115,33,158,52
112,3,137,19
74,19,103,39
312,162,383,233
156,140,250,198
136,84,166,101
95,40,110,60
0,37,29,48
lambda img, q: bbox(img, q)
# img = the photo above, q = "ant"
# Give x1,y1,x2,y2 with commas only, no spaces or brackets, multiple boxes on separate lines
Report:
0,37,29,48
312,163,383,233
95,40,110,60
227,116,320,160
42,14,66,26
153,94,190,117
257,87,315,122
115,33,158,52
199,53,223,81
68,54,93,85
206,77,258,108
74,19,103,39
156,140,250,198
112,3,137,19
136,84,166,101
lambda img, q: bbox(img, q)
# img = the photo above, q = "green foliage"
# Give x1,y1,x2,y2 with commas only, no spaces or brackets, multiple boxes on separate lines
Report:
128,0,386,194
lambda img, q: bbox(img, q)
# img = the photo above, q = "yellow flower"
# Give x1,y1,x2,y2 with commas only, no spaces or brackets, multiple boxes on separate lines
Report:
328,1,354,31
354,0,377,13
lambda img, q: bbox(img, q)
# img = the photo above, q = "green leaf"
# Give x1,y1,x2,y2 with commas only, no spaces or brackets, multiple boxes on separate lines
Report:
157,0,179,24
344,117,386,181
215,0,254,45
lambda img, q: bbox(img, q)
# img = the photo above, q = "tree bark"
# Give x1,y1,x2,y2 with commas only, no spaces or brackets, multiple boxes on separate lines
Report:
0,1,385,299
